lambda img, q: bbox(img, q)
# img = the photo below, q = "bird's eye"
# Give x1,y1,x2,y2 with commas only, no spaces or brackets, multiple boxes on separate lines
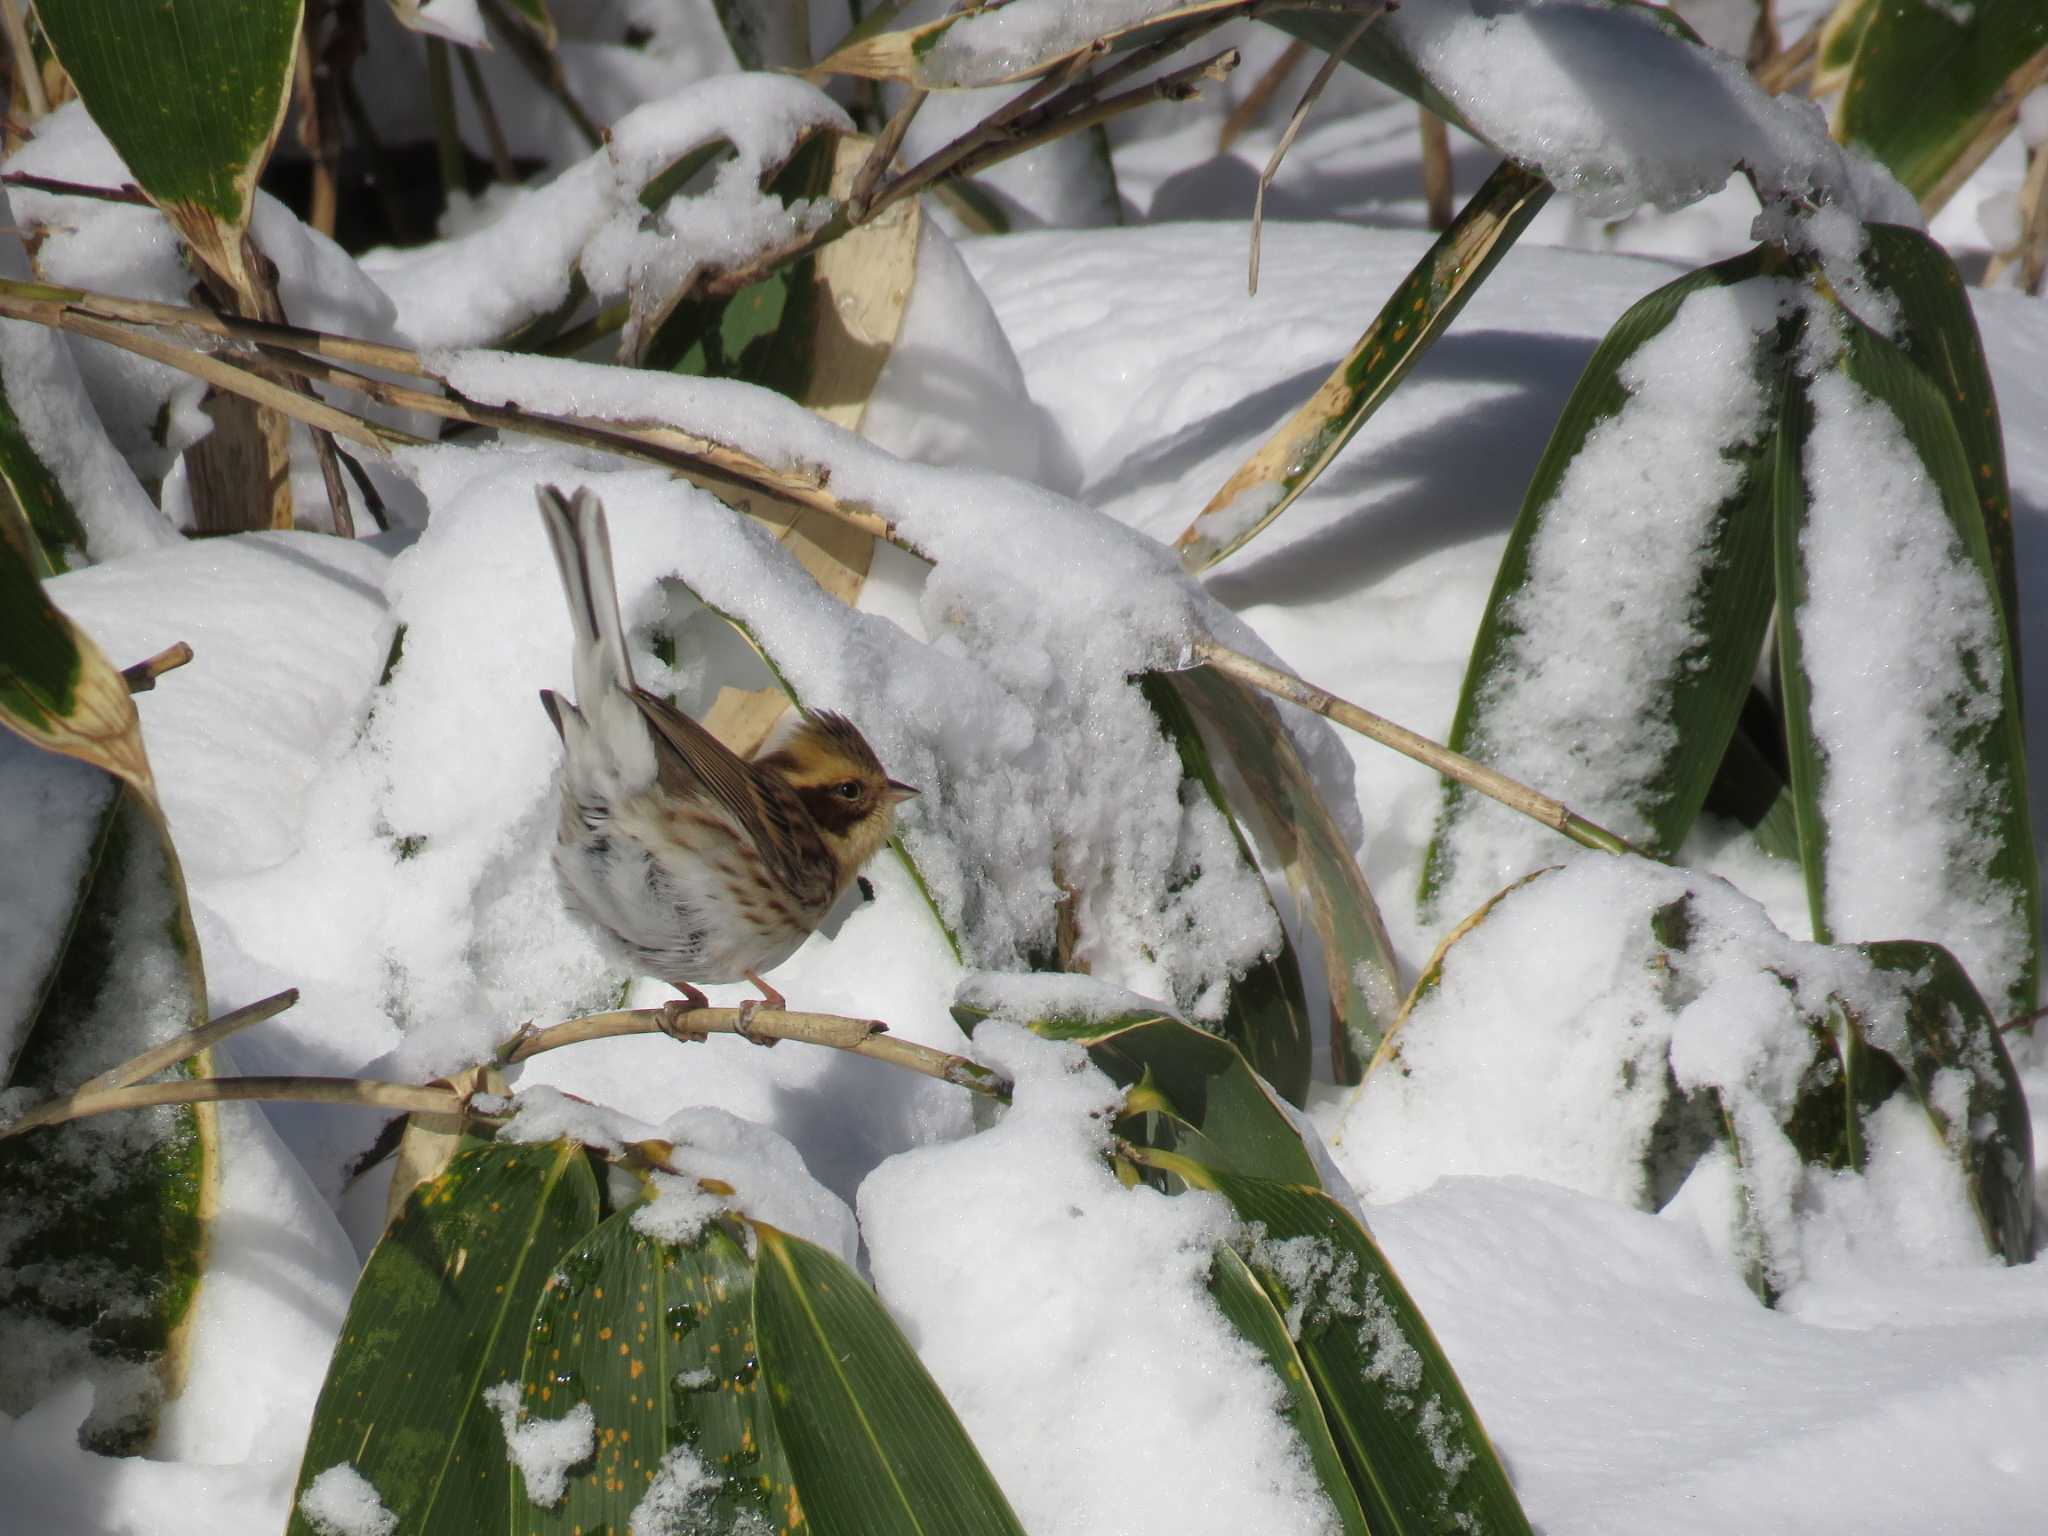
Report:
835,780,862,800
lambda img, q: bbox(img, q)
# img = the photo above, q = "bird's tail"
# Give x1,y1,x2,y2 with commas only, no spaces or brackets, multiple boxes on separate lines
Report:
537,484,635,711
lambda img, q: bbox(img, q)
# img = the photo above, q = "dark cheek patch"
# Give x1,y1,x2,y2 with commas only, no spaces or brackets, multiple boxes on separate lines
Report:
798,786,868,835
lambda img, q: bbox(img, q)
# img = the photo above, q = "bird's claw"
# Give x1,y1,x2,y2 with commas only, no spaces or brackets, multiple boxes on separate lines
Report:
658,986,712,1044
735,997,780,1048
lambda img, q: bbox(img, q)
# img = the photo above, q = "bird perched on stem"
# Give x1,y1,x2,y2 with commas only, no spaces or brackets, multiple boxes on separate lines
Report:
536,484,917,1042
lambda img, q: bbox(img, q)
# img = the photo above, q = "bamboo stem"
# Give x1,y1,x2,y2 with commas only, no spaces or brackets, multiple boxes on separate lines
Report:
120,641,194,694
1193,640,1640,857
499,1006,1011,1098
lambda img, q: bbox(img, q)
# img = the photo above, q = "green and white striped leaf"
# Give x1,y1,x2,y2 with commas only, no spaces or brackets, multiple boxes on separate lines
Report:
1209,1172,1535,1536
1423,247,1791,915
34,0,303,295
1206,1243,1371,1536
751,1223,1028,1536
1771,304,2036,1016
1856,940,2033,1264
1812,0,1881,96
0,356,86,575
1835,0,2048,205
512,1206,800,1534
286,1139,602,1536
1179,159,1550,572
1142,672,1313,1106
1170,663,1398,1082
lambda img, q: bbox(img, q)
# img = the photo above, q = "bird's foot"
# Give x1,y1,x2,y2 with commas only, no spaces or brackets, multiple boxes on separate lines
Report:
657,984,713,1044
737,971,786,1047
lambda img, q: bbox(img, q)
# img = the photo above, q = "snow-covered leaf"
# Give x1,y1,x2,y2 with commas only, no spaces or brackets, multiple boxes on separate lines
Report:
1179,159,1551,574
286,1139,602,1536
1214,1173,1536,1536
1856,940,2033,1265
1423,248,1792,919
510,1207,798,1534
1141,672,1312,1105
1836,0,2048,205
1169,664,1398,1082
1772,302,2036,1016
954,984,1322,1184
751,1222,1029,1536
810,0,1246,88
1206,1243,1371,1535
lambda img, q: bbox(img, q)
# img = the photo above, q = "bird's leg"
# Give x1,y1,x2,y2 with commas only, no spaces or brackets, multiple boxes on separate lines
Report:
735,970,785,1047
658,983,713,1043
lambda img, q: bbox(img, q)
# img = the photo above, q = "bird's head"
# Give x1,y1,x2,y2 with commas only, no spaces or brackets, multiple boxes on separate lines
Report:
755,711,918,881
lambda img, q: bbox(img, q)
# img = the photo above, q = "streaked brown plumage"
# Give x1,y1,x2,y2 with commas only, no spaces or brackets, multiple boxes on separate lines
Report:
536,484,915,1036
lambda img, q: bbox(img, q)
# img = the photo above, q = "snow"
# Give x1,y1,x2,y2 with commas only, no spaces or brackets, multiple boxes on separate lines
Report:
485,1382,595,1508
296,1463,398,1536
858,1023,1343,1536
8,9,2048,1536
1796,366,2027,1008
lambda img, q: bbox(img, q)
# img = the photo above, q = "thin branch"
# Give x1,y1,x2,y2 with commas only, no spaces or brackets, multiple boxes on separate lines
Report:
479,0,604,150
499,1006,1012,1099
2,172,152,207
1419,107,1452,230
457,42,519,185
1250,4,1385,295
3,1074,458,1141
1193,639,1641,856
847,86,928,221
1753,26,1819,96
1218,38,1308,154
0,0,47,121
424,37,465,214
75,988,300,1099
120,641,194,694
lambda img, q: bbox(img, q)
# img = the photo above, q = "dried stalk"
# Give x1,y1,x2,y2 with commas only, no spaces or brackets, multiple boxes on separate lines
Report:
1419,108,1452,230
1250,4,1387,294
1,1077,469,1137
119,641,194,694
1920,45,2048,219
1193,639,1639,856
0,0,47,120
1218,38,1309,154
499,1006,1010,1098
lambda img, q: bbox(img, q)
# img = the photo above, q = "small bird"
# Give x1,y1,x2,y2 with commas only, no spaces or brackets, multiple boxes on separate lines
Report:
535,484,916,1042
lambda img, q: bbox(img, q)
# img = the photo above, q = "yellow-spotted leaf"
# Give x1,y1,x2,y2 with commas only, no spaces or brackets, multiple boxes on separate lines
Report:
285,1139,602,1536
511,1205,800,1534
1179,159,1550,572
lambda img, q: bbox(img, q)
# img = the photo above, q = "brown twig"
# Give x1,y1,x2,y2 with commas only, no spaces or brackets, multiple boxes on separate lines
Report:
74,988,298,1098
1250,4,1385,295
1921,44,2048,218
119,641,194,694
1193,639,1641,856
479,0,604,150
847,86,928,221
498,1006,1011,1098
457,41,519,185
1,1077,469,1138
1218,38,1308,154
2,172,151,206
1419,107,1452,230
1753,26,1818,96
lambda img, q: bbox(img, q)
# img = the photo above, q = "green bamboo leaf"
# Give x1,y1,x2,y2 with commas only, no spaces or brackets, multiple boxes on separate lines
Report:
1170,664,1398,1082
1856,940,2034,1264
0,767,210,1454
285,1139,602,1536
1813,0,1881,94
513,1207,801,1534
1772,307,2037,1015
1206,1244,1371,1536
1,527,213,1454
1836,0,2048,203
1857,223,2022,680
35,0,303,291
1178,159,1550,572
751,1223,1028,1536
1142,672,1312,1107
1211,1173,1535,1536
0,360,87,575
1699,698,1801,863
952,992,1322,1186
1423,247,1792,912
711,0,810,69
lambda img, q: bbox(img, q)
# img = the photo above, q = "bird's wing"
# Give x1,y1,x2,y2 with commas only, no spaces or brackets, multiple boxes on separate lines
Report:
632,689,832,905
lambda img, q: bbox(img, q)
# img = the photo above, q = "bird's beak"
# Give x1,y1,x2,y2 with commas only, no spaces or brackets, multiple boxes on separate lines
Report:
886,779,920,804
